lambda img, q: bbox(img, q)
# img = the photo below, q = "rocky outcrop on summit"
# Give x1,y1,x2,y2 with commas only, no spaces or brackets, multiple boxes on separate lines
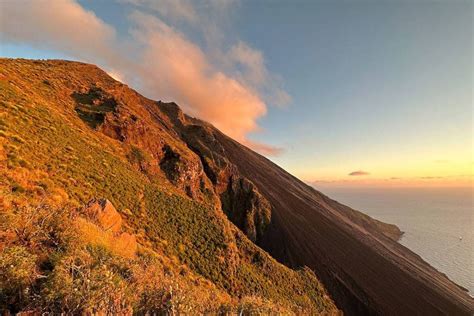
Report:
71,85,215,201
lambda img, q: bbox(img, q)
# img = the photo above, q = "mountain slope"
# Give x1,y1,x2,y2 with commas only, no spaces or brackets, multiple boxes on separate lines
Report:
0,58,337,314
205,132,474,315
1,58,472,315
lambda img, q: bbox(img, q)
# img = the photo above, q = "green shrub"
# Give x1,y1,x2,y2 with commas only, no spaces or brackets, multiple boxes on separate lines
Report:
127,146,150,171
11,183,25,193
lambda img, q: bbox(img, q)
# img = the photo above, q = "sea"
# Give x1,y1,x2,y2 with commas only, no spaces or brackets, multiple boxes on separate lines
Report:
318,186,473,296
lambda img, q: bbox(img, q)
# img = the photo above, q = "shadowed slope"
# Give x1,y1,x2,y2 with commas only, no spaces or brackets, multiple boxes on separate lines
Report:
205,131,474,315
154,94,473,314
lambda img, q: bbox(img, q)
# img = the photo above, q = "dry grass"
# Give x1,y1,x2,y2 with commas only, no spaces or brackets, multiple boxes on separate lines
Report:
0,203,328,315
75,218,137,259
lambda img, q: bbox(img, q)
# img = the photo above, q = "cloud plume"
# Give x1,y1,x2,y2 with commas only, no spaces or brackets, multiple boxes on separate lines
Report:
0,0,285,155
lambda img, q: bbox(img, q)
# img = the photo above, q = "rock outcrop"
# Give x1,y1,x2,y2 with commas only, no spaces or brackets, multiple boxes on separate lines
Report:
81,198,137,258
220,176,271,243
84,198,123,233
158,105,274,245
73,88,215,201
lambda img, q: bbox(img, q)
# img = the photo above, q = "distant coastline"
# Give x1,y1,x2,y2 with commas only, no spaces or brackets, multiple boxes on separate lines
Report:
319,186,474,295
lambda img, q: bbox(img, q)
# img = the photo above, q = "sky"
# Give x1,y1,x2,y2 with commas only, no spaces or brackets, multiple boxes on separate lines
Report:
0,0,472,188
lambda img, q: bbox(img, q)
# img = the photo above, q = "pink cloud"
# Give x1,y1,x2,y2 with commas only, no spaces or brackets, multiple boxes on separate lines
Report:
227,42,292,108
243,140,284,156
129,11,267,142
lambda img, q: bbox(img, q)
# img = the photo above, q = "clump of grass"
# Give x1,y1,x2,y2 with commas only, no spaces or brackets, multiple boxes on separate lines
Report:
0,246,38,310
10,134,24,144
11,182,26,193
127,146,151,173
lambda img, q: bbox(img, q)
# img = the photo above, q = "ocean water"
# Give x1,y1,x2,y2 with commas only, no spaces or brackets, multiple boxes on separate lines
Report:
319,186,473,295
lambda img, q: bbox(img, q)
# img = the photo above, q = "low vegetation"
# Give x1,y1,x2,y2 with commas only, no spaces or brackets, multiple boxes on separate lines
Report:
0,204,229,314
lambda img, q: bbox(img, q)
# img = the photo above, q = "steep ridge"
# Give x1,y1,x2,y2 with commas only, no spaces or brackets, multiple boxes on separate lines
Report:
1,58,472,315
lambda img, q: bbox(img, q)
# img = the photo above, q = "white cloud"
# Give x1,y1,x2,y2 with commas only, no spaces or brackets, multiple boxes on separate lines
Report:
227,41,292,107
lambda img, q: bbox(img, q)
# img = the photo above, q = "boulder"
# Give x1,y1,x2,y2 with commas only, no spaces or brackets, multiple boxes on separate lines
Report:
84,198,122,233
81,198,137,258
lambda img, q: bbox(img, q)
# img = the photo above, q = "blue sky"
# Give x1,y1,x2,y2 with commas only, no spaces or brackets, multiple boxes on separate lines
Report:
235,1,472,183
1,0,472,186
